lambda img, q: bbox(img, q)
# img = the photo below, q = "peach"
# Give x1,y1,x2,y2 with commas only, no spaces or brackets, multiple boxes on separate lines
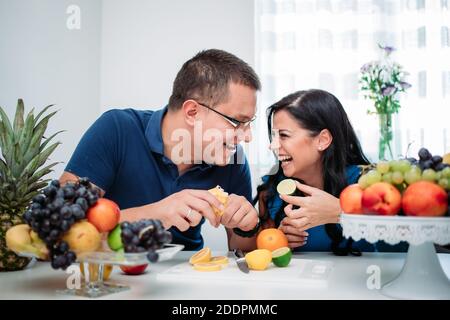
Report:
87,198,121,232
361,182,401,215
402,181,448,216
340,184,364,214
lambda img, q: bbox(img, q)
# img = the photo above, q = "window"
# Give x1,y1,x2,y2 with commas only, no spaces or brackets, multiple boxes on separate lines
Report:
253,0,450,179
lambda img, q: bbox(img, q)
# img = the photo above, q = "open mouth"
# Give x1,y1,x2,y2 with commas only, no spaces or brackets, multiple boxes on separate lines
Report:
278,155,293,164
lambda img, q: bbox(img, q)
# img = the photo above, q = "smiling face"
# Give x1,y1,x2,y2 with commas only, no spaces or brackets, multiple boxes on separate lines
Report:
269,109,323,179
196,82,257,165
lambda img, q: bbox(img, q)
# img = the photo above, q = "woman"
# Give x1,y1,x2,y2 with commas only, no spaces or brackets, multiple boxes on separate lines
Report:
256,89,407,255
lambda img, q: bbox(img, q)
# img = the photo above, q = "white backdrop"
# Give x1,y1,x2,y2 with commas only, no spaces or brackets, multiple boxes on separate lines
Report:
0,0,256,250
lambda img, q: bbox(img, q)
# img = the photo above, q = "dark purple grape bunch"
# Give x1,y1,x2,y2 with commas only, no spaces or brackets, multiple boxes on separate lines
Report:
407,147,449,171
120,219,172,263
23,177,101,270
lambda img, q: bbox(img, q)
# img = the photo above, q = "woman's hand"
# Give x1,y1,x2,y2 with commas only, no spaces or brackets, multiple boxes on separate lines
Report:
279,180,341,233
278,221,309,248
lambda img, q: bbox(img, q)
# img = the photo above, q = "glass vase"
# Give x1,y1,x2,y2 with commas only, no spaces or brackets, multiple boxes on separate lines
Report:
378,113,394,161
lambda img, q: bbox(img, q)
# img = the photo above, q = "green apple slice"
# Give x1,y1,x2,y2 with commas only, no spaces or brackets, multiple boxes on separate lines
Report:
277,179,297,195
272,247,292,267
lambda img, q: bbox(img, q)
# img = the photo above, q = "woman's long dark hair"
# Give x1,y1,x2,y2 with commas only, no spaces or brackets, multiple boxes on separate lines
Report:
255,89,370,256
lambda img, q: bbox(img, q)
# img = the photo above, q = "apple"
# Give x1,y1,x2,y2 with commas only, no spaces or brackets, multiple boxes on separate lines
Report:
87,198,120,233
120,264,148,275
340,184,364,214
361,182,401,215
107,224,123,251
402,181,448,216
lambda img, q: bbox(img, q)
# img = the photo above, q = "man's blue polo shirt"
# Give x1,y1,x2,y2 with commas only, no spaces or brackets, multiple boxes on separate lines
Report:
65,107,252,250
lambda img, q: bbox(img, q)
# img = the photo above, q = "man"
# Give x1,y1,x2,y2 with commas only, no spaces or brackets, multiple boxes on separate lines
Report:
60,49,261,251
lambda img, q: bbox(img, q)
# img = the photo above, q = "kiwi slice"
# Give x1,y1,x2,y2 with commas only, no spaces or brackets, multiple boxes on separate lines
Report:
277,179,297,195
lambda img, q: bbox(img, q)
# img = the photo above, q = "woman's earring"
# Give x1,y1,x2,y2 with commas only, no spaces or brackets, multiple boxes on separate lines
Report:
318,146,323,151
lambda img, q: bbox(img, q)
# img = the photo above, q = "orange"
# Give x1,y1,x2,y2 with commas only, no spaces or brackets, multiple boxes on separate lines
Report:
189,247,211,265
193,262,222,272
210,256,229,265
256,228,288,252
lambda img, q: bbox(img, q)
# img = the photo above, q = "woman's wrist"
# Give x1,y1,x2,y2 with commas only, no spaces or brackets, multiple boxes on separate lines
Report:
331,198,342,224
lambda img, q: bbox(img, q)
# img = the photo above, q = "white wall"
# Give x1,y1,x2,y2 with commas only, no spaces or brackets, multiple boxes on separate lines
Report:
100,0,255,110
1,0,256,251
0,0,102,179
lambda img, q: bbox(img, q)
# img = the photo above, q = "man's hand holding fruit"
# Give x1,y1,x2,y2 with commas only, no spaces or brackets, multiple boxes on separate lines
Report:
219,193,259,231
137,189,223,231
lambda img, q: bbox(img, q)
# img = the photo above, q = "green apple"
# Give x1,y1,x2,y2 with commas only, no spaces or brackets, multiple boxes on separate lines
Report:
107,224,123,251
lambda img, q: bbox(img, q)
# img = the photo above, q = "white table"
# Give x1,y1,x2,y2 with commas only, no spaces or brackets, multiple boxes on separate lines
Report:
1,251,449,300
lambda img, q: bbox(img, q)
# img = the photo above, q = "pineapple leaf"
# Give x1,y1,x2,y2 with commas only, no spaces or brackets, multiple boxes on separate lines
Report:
19,109,35,155
11,142,23,177
25,161,60,185
24,141,60,175
13,99,25,134
0,106,14,140
25,180,49,197
34,110,57,132
0,121,11,158
0,100,61,216
0,158,6,177
24,116,51,164
37,142,61,169
34,104,55,123
39,130,64,152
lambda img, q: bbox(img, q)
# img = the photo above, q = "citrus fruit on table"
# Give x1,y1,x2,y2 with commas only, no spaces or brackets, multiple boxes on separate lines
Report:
277,179,297,195
193,262,222,272
245,249,272,271
210,256,229,265
189,247,212,265
272,247,292,267
256,228,288,252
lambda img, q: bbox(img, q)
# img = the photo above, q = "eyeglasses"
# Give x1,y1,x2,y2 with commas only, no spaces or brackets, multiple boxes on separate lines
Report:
196,101,256,129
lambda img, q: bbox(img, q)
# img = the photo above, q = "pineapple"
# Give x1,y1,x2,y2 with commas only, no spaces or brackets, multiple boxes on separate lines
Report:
0,99,61,271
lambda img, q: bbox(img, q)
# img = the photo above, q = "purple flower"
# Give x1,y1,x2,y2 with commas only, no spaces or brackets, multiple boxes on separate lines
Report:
400,81,412,90
382,85,395,96
360,62,372,73
378,44,395,56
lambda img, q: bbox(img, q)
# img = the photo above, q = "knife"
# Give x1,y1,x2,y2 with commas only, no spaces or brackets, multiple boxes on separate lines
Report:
233,249,249,273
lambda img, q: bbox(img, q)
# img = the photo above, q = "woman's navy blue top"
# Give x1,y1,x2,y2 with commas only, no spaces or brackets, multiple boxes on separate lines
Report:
261,165,408,252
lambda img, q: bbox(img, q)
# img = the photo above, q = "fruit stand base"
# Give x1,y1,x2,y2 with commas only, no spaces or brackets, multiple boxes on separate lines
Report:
381,241,450,299
57,281,129,298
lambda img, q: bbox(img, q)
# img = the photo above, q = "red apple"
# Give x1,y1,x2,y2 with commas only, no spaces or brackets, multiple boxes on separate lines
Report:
120,264,148,275
340,184,364,214
402,181,448,216
87,198,120,232
362,182,401,215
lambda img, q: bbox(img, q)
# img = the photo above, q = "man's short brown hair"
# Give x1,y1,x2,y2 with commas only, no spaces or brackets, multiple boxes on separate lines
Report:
168,49,261,110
